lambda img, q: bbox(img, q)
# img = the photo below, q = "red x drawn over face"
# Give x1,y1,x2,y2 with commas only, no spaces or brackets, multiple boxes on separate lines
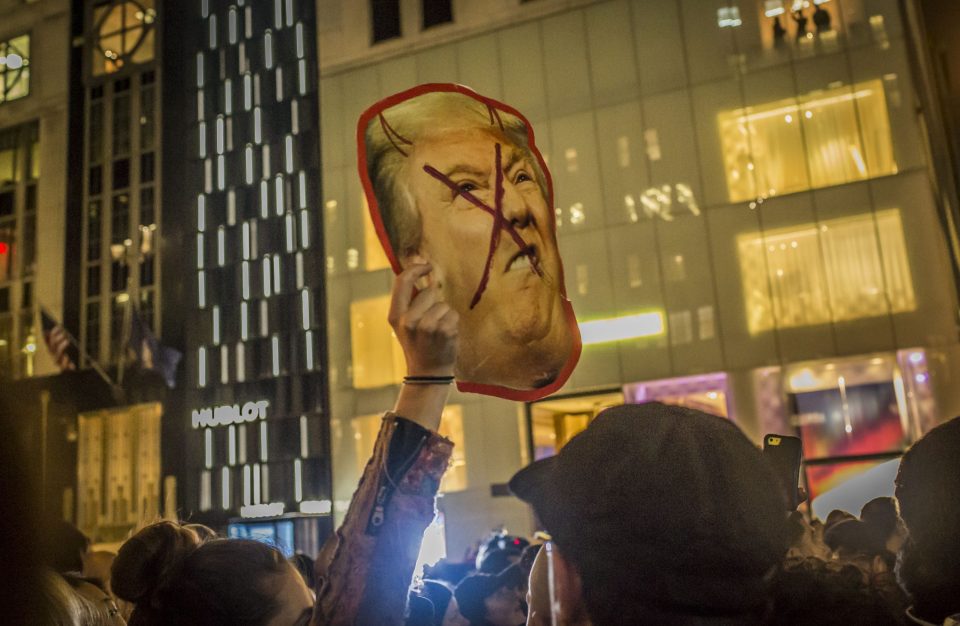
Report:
423,143,544,309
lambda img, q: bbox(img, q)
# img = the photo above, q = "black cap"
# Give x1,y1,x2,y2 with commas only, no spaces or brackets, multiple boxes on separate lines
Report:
509,402,789,616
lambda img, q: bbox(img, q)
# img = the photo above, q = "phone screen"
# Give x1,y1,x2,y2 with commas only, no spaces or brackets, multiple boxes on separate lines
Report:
763,434,803,510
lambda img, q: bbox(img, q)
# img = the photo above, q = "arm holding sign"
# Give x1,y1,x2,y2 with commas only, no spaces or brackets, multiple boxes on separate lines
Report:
312,264,459,626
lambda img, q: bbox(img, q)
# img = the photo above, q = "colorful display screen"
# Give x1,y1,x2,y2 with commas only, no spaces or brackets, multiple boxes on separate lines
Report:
228,519,296,557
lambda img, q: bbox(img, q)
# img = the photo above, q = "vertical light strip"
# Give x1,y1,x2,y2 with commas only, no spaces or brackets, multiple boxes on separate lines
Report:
262,257,272,297
209,14,218,49
298,59,307,95
238,41,247,73
197,194,206,230
242,222,251,259
242,464,251,506
274,0,283,28
236,341,246,381
286,0,294,27
295,22,304,58
274,175,284,215
259,180,269,217
250,221,258,257
291,99,300,134
301,289,310,330
221,467,230,510
285,135,294,173
217,155,225,190
197,89,205,120
227,190,236,225
260,421,269,461
228,425,237,465
253,73,261,106
264,31,274,68
239,424,248,463
275,67,284,102
295,252,304,288
198,271,206,308
196,234,205,269
212,305,221,344
285,212,295,252
262,144,271,179
229,7,238,44
204,428,213,468
198,346,207,386
260,300,269,336
272,255,281,290
253,463,261,504
240,303,249,338
244,6,253,38
245,145,254,184
254,107,262,143
201,0,209,18
196,52,204,87
220,344,229,383
305,330,314,371
217,226,226,265
216,116,224,154
243,73,252,110
241,261,250,299
294,458,303,502
298,171,307,209
200,470,211,511
271,335,280,376
261,465,270,502
299,416,309,458
224,78,233,114
300,210,310,248
198,121,207,157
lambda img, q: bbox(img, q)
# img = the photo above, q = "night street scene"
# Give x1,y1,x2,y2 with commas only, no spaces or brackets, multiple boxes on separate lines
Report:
2,0,960,624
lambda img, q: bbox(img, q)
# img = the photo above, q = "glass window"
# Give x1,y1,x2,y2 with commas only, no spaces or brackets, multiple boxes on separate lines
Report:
140,187,154,227
0,222,14,282
89,99,104,162
87,200,102,260
349,295,405,388
140,152,154,183
140,83,155,150
112,193,130,244
113,93,131,154
737,209,916,334
0,34,31,104
87,264,101,297
371,0,401,43
422,0,452,30
91,0,157,76
85,301,101,362
113,158,130,189
718,79,897,202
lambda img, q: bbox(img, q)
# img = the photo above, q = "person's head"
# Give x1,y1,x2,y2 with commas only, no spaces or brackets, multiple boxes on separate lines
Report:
455,571,526,626
510,402,792,625
772,557,904,625
111,521,313,626
895,416,960,622
43,520,91,573
184,522,218,543
363,87,575,392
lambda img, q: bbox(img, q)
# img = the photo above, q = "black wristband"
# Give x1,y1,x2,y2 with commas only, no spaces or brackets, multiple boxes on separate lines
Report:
403,375,455,385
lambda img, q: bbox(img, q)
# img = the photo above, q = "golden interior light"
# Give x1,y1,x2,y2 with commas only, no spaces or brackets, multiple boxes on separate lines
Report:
349,295,406,389
578,311,665,345
718,79,897,202
737,209,916,335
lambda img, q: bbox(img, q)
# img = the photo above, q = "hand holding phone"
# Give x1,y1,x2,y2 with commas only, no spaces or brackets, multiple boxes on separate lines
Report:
763,434,803,510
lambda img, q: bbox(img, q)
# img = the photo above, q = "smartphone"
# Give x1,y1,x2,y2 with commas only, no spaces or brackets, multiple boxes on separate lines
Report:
763,434,803,510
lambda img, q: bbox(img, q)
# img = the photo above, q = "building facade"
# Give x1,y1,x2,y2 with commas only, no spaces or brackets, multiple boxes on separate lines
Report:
0,0,71,380
168,0,332,541
319,0,960,554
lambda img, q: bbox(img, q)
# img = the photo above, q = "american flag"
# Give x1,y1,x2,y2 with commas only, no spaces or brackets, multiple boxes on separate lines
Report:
40,308,77,372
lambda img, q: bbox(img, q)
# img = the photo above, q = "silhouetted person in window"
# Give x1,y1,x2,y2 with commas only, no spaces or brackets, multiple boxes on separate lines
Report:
773,16,786,46
793,9,809,40
813,5,832,33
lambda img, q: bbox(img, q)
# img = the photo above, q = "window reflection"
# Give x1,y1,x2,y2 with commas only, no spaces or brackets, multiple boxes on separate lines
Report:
737,209,916,334
0,34,30,104
719,79,897,202
349,295,405,388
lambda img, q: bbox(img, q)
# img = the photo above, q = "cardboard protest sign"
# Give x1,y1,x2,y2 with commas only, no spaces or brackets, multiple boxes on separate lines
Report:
358,84,581,401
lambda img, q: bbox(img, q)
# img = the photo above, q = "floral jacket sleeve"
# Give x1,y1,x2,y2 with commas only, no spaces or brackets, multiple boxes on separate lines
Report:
312,412,453,626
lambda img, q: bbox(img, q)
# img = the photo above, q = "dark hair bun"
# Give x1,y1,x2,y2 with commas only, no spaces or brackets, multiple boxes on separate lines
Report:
111,521,200,605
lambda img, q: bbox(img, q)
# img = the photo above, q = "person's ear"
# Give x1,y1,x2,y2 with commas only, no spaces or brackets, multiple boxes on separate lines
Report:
553,547,588,624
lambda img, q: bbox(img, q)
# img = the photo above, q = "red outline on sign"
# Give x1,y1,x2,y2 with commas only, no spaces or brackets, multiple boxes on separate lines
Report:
357,83,581,402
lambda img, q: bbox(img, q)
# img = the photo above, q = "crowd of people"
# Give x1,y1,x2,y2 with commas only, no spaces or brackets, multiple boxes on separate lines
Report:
16,264,960,625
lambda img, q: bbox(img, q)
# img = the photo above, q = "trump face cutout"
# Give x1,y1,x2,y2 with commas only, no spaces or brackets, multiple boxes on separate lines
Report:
359,84,580,401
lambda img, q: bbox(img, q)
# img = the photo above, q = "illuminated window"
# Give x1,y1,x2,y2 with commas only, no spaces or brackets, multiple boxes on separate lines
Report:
352,405,467,492
363,195,391,271
0,34,31,103
530,393,624,461
91,0,157,76
737,209,916,334
718,79,896,202
349,295,406,388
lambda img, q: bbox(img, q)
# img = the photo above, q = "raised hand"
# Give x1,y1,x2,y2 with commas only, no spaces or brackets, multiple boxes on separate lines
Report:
388,263,460,378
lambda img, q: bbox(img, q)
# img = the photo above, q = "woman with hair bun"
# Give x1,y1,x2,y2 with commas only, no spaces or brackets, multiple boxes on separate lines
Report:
112,521,313,626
